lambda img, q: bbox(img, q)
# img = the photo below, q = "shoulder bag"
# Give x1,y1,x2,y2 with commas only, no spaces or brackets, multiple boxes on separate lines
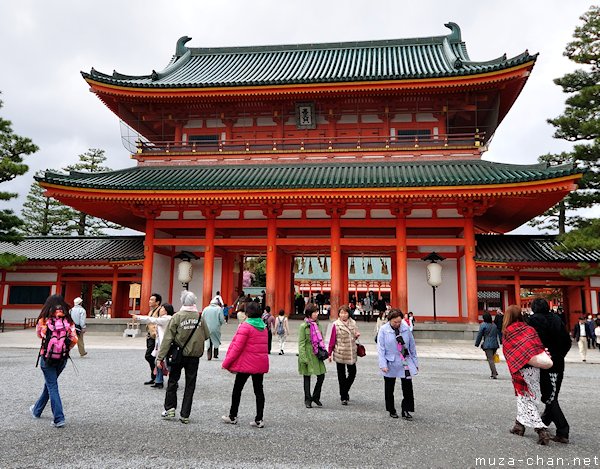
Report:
166,314,201,367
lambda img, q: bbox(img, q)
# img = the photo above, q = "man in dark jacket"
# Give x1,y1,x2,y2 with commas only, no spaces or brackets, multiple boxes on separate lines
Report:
493,310,504,340
527,298,572,444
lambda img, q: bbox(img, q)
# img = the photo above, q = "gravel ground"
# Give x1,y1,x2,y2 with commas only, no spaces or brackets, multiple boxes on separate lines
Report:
1,347,599,469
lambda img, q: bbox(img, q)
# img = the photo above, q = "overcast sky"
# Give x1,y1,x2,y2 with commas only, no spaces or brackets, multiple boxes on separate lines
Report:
0,0,596,234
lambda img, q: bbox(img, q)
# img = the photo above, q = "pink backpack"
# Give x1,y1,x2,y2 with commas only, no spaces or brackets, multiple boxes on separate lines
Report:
43,318,71,366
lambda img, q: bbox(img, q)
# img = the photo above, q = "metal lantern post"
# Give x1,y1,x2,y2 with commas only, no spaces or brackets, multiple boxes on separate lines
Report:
422,252,445,323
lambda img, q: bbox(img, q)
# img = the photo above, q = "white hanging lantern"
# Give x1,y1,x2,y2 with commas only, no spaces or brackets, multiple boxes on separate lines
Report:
178,260,194,284
426,262,443,287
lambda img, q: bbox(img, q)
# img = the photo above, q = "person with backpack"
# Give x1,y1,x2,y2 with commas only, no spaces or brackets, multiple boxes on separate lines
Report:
261,306,276,354
31,294,78,428
275,310,289,355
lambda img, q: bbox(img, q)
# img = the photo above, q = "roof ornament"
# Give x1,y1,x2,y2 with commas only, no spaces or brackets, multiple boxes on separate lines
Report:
444,22,462,42
176,36,192,56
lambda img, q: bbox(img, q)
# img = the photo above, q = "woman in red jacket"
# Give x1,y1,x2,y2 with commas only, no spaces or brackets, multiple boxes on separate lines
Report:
221,301,269,428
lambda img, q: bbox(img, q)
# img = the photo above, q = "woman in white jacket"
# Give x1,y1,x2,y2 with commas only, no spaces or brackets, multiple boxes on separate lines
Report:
134,303,174,388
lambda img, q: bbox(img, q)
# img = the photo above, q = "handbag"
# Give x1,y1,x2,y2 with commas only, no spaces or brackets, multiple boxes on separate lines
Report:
166,313,201,367
527,351,553,369
356,342,366,357
315,346,329,361
493,352,500,363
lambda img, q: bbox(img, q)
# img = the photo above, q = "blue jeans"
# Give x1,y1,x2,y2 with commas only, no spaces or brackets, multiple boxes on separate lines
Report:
33,357,67,424
155,366,164,384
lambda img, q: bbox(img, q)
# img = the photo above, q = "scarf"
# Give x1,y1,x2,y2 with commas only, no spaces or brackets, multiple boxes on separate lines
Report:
393,326,410,375
306,318,325,354
503,322,545,375
246,317,266,330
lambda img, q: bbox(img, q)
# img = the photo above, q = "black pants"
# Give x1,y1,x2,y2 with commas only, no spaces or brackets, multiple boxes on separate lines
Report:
267,330,272,354
540,369,569,438
336,362,357,401
164,356,200,419
303,374,325,401
384,377,415,414
229,373,265,422
145,337,156,379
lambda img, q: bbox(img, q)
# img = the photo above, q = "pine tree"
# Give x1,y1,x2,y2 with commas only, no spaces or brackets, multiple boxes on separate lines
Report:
529,6,600,235
63,148,123,236
0,93,38,268
21,170,73,236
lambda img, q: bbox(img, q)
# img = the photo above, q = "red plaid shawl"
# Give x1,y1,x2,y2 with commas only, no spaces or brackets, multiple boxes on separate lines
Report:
503,322,545,396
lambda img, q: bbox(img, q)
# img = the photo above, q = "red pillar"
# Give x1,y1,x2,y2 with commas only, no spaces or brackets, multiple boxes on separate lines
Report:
266,216,278,311
141,218,155,313
111,266,121,317
514,271,522,308
330,215,341,319
202,217,216,308
395,217,408,313
464,216,479,323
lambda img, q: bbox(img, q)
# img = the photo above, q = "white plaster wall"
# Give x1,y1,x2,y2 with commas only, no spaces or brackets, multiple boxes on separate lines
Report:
2,308,39,322
460,257,467,318
590,277,600,288
180,258,222,309
407,259,459,317
5,272,57,282
151,253,171,302
592,291,598,315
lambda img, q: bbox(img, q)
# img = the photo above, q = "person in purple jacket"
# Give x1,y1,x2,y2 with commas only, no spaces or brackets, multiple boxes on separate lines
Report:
221,301,269,428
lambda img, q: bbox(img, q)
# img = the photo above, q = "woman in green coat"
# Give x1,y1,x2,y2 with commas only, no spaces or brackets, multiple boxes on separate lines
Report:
298,304,327,408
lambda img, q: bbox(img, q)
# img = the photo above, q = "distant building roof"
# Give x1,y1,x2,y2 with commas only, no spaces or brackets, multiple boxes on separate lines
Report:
39,160,576,192
82,23,536,89
0,236,144,262
475,235,600,264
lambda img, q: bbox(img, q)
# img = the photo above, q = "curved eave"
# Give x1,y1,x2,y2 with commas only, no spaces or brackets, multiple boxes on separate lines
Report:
83,61,535,99
39,173,580,202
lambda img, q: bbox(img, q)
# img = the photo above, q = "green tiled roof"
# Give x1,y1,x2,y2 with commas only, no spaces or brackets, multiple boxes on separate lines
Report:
82,23,536,89
38,160,577,192
475,235,600,264
0,237,144,262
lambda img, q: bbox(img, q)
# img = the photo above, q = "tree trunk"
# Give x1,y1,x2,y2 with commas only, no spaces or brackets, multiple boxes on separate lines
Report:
41,198,50,236
558,201,566,235
78,212,87,236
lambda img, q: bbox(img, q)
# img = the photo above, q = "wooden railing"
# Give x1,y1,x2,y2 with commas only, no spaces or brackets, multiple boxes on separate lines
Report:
135,132,484,156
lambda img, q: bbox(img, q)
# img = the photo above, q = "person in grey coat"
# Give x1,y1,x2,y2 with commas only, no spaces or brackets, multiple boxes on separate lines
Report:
475,312,501,379
377,309,418,420
203,297,225,360
69,297,87,357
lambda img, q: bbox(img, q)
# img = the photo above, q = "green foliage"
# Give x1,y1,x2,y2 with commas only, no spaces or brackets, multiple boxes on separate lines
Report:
529,6,600,234
64,149,123,236
0,92,38,267
21,170,73,236
92,283,112,308
244,257,266,287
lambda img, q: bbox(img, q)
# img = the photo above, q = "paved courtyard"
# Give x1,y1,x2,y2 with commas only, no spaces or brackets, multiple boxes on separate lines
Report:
1,326,599,468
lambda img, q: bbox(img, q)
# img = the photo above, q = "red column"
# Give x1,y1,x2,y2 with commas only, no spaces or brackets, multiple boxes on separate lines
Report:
202,217,216,308
111,266,120,317
390,256,398,307
584,277,592,313
463,216,478,323
330,215,341,319
266,216,278,311
395,217,408,313
514,271,521,308
141,218,155,313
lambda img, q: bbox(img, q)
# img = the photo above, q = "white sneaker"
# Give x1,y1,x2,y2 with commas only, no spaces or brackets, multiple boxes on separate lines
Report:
30,405,40,419
161,408,176,420
250,420,265,428
51,420,65,428
221,415,238,425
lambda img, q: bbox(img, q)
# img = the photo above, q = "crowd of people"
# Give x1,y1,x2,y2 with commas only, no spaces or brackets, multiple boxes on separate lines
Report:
30,291,594,446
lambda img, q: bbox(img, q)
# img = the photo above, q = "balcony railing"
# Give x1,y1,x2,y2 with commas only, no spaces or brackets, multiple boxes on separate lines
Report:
134,132,485,156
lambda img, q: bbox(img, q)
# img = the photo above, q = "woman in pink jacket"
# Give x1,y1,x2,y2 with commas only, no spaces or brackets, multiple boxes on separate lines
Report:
221,301,269,428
